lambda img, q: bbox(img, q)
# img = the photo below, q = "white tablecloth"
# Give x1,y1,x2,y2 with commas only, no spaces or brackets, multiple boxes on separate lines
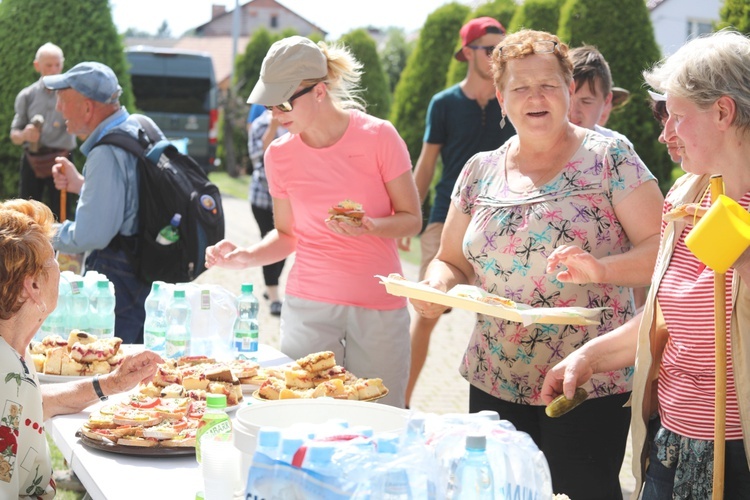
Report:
46,344,292,500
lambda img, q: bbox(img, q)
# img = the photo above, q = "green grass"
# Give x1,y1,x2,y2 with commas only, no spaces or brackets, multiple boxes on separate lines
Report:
209,171,250,199
47,433,85,499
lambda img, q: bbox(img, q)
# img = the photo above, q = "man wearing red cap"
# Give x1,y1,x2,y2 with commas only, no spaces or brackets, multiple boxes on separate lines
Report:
404,16,515,407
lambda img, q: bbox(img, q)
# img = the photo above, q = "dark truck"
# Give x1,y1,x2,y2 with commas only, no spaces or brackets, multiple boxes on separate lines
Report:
125,46,218,171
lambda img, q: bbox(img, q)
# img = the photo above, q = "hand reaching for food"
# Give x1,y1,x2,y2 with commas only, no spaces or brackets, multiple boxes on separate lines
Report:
546,245,605,284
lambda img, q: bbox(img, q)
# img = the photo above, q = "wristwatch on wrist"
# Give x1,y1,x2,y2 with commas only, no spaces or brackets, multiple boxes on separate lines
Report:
92,374,108,401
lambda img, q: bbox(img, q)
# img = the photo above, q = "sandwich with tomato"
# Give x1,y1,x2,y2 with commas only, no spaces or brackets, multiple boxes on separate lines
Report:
326,199,365,227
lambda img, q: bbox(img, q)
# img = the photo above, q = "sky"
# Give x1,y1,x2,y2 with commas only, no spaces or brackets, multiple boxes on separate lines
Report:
110,0,475,40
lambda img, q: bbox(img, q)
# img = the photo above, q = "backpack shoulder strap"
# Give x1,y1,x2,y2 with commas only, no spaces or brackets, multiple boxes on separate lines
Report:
94,131,149,158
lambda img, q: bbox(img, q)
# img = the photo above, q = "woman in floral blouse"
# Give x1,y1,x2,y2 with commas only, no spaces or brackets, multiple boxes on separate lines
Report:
0,199,160,499
411,30,663,499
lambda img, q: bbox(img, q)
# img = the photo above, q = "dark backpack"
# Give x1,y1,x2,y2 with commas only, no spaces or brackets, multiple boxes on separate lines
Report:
94,131,224,284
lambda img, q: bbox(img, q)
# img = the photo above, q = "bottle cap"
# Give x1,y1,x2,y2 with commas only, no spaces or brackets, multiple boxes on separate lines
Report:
171,213,182,226
465,434,487,451
174,289,186,298
206,393,227,409
241,283,253,293
97,280,109,289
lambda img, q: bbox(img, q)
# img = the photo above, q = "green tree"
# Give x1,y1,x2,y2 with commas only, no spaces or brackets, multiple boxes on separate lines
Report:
718,0,750,33
156,20,172,39
380,28,414,93
508,0,566,34
558,0,673,190
390,2,470,163
339,29,392,119
0,0,134,197
223,29,295,174
446,0,517,86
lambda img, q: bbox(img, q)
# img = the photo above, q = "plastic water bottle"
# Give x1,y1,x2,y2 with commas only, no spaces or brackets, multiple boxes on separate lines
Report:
89,279,115,339
302,442,336,474
454,434,494,499
255,427,282,460
196,393,232,464
273,433,306,499
68,279,89,333
156,213,181,245
165,289,191,359
144,282,167,355
40,279,70,338
232,283,259,359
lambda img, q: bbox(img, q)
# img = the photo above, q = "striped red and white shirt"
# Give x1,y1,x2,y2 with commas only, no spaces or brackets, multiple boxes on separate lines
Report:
656,191,749,440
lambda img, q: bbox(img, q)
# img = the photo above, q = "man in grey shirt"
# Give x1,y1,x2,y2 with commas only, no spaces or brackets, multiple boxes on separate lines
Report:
10,43,76,221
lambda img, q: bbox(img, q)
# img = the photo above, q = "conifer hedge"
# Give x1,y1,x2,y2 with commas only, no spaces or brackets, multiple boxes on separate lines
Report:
339,29,392,119
389,2,470,163
558,0,674,190
508,0,566,34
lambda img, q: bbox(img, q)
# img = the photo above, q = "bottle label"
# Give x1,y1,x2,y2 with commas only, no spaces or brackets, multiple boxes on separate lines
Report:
233,331,258,353
201,290,211,310
165,339,188,358
196,418,232,463
144,329,167,351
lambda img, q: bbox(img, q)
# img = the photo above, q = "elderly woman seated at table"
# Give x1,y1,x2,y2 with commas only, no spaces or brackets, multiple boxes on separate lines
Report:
0,199,161,499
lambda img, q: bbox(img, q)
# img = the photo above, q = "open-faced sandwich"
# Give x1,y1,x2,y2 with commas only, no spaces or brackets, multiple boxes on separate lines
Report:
254,351,387,401
31,331,123,376
326,199,365,227
80,395,202,448
137,356,245,406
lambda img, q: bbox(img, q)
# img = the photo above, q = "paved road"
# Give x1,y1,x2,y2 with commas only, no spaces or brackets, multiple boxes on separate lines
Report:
198,195,635,496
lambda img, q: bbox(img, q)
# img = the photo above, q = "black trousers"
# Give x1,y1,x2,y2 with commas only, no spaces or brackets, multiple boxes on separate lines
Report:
470,384,631,500
19,152,76,222
251,204,285,287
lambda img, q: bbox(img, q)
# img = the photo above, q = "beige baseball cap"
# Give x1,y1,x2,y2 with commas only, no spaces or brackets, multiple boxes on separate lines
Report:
247,36,328,105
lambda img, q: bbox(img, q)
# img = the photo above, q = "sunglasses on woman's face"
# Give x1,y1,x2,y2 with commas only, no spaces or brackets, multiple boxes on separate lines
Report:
265,84,317,112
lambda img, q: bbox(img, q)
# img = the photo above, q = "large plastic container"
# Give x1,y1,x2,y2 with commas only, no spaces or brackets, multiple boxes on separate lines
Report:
234,399,408,484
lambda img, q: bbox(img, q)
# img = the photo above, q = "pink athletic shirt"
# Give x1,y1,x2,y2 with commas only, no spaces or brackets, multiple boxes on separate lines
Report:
265,110,410,310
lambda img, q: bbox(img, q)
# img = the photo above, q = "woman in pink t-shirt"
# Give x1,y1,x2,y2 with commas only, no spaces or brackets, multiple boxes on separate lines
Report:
205,36,421,408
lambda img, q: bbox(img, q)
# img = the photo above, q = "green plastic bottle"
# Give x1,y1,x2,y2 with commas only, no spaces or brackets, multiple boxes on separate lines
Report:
195,393,232,464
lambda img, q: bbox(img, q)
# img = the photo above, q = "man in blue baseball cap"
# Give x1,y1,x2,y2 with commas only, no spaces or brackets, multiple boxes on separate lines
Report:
44,61,165,345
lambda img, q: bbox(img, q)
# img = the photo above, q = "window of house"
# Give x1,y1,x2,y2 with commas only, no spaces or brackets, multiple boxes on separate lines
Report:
270,15,278,28
686,19,713,40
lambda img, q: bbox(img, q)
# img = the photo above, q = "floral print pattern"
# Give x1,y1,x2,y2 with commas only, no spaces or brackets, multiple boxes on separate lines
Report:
455,131,654,404
0,338,54,499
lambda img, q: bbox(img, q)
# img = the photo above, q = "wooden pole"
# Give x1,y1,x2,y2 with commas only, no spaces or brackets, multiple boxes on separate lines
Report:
60,188,67,222
711,174,726,500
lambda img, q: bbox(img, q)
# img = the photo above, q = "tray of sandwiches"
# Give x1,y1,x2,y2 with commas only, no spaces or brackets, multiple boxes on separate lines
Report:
32,331,129,382
378,274,608,326
77,355,257,455
78,393,205,455
250,351,389,402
